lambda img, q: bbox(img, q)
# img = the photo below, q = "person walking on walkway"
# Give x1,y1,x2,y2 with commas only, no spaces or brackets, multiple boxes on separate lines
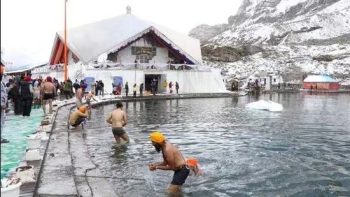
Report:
63,78,73,99
151,78,157,96
20,76,34,117
73,79,80,94
133,83,137,98
33,80,41,109
169,81,173,94
125,82,129,97
8,81,22,115
41,76,56,115
175,82,179,94
139,83,144,96
106,101,129,144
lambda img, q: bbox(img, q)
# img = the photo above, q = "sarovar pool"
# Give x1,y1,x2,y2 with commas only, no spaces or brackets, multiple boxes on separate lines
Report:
83,94,350,196
1,108,43,179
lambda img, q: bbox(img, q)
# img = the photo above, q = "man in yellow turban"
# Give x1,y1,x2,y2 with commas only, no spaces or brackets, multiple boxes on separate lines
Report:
148,131,190,194
69,105,88,128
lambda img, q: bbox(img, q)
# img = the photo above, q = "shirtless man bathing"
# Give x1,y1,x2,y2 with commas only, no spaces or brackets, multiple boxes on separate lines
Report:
41,76,56,115
106,101,129,143
148,131,202,194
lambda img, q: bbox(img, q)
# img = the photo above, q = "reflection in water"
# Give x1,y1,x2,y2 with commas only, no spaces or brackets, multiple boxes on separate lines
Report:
85,94,350,196
232,97,238,107
111,145,128,159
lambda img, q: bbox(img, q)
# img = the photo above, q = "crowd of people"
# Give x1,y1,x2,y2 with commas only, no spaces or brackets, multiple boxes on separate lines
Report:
112,80,180,96
0,68,107,142
2,75,95,117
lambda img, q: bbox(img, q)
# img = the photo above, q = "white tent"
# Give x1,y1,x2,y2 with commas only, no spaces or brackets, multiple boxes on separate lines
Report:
50,13,202,65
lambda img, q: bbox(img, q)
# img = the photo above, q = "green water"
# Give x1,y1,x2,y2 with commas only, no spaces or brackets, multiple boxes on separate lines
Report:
1,108,43,179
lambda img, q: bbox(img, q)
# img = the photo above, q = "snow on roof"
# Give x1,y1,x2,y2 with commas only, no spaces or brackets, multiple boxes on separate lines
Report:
5,63,48,74
303,75,338,83
54,14,202,64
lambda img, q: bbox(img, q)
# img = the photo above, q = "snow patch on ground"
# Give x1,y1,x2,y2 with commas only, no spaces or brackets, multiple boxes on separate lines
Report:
276,0,308,14
206,44,350,83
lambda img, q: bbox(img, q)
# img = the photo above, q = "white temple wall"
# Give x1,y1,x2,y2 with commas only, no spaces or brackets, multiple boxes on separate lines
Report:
31,64,228,94
117,38,169,64
84,69,227,94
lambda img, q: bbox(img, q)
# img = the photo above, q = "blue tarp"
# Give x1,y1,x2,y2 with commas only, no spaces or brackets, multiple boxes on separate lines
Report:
84,77,95,92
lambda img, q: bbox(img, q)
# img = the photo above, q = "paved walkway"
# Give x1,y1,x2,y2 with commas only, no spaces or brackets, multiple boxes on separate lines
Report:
36,103,116,197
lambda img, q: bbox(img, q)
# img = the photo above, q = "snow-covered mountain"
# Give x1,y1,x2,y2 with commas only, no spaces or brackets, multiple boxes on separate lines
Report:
190,0,350,86
212,0,350,46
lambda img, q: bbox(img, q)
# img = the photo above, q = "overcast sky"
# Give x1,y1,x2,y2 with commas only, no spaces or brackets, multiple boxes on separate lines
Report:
1,0,242,68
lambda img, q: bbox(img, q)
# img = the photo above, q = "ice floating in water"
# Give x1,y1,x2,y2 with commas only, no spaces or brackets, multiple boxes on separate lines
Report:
246,100,283,112
239,91,248,96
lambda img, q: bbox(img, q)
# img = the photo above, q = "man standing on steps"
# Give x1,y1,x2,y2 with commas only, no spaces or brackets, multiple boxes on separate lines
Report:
106,101,129,144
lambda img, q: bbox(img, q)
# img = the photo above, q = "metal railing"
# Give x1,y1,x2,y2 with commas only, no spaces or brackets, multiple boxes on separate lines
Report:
31,62,213,74
85,62,211,71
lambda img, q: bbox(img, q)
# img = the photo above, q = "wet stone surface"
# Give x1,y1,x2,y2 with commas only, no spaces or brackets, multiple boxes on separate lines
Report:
37,103,117,197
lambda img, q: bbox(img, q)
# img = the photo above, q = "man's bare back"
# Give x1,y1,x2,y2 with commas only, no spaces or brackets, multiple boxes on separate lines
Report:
149,131,190,193
42,81,55,94
76,88,83,99
107,109,127,128
162,142,186,170
106,102,129,143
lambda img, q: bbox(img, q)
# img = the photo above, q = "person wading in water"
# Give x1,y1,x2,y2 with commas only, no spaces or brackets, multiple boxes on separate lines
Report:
148,131,193,194
106,101,129,144
41,76,56,115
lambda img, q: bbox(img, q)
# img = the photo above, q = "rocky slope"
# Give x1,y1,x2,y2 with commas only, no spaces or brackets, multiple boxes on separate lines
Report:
190,0,350,86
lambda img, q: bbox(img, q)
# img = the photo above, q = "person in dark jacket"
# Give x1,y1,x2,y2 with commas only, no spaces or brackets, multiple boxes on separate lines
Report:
175,82,179,94
139,83,144,96
98,80,104,96
73,79,80,94
63,79,73,99
125,82,129,97
8,82,23,115
19,76,33,117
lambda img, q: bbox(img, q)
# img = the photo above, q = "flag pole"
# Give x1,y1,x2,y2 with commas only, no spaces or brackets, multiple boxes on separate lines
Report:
64,0,68,81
